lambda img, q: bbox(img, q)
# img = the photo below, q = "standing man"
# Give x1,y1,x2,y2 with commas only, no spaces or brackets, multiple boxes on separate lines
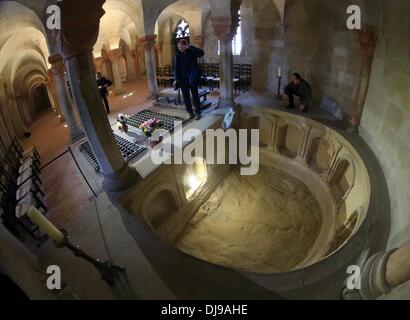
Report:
96,72,112,114
284,73,312,113
173,39,205,120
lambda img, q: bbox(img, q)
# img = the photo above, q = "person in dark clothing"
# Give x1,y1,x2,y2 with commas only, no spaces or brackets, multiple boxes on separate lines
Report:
96,72,112,114
285,73,312,113
173,39,205,120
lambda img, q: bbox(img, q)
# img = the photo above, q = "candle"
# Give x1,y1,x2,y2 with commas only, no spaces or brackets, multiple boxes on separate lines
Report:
28,206,65,244
278,67,282,78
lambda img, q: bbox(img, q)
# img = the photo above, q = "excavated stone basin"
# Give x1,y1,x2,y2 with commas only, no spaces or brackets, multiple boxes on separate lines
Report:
121,108,388,298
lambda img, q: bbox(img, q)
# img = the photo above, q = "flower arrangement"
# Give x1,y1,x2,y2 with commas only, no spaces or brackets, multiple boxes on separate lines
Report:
139,118,162,138
117,114,130,133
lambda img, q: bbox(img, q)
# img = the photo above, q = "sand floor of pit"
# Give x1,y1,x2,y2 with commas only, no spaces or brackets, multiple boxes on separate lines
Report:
176,166,323,273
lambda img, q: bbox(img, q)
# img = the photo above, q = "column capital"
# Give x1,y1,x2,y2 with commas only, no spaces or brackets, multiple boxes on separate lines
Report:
94,56,104,63
191,35,205,42
138,35,157,51
107,48,122,62
211,15,240,41
59,0,106,58
191,35,205,48
48,54,66,77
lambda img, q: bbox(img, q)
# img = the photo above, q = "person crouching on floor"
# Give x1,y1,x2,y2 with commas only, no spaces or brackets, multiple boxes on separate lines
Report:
285,73,312,113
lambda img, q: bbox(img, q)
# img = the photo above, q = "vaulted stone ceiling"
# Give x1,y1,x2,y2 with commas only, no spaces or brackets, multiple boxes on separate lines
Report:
0,1,49,97
156,0,211,37
94,0,143,56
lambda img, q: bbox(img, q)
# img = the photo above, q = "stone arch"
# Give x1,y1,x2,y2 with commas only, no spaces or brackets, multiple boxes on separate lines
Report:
119,39,137,81
246,114,275,148
141,184,180,231
275,119,305,159
306,133,335,175
184,158,208,200
0,2,50,136
329,157,356,204
100,46,114,81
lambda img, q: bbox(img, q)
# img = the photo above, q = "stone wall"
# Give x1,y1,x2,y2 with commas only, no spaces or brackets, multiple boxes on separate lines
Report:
360,0,410,250
203,0,381,121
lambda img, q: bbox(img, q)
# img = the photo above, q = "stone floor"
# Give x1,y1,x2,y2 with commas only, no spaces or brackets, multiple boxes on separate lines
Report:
18,79,220,299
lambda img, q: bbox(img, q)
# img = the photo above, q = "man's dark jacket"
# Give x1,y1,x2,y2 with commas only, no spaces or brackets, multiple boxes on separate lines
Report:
174,46,205,86
97,77,112,97
287,79,312,106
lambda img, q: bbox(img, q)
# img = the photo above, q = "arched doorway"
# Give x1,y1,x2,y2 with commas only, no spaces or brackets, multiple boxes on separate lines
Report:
29,84,52,121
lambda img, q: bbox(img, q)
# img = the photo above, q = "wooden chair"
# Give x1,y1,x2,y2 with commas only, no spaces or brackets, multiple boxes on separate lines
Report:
240,64,252,92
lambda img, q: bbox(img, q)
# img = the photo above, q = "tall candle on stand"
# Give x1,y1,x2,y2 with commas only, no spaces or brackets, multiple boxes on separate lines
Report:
278,67,282,78
28,206,65,244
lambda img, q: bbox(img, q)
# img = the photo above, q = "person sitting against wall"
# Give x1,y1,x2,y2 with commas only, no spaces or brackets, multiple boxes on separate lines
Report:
96,72,113,114
173,39,205,121
284,73,312,113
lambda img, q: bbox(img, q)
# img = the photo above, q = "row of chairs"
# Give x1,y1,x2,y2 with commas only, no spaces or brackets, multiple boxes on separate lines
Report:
156,63,252,94
156,65,175,87
200,63,252,94
0,138,47,246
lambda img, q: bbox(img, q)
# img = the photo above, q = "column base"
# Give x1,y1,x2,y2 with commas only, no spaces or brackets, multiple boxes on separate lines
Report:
347,122,360,134
102,163,141,193
70,127,86,143
114,89,126,96
217,98,236,110
147,90,159,100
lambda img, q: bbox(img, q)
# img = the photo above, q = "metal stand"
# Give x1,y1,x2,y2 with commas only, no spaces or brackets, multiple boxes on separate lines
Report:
55,229,125,286
275,76,284,100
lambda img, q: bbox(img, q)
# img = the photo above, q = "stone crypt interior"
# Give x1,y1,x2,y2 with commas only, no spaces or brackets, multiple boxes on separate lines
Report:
0,0,409,300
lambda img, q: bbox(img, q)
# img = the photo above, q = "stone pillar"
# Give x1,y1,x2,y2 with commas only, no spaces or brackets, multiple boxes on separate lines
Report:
47,69,65,123
0,224,54,299
349,24,377,133
342,241,410,300
211,15,240,108
191,35,205,49
107,49,126,95
155,43,164,68
15,95,31,126
124,50,136,81
131,49,142,80
59,0,140,192
94,56,104,73
7,96,26,137
138,35,159,98
48,54,85,142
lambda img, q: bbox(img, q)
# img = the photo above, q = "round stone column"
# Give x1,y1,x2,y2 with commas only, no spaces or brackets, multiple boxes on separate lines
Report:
59,0,140,193
138,35,159,98
107,48,126,96
94,56,104,74
131,49,142,80
48,54,85,142
155,43,164,68
211,15,239,108
47,69,65,123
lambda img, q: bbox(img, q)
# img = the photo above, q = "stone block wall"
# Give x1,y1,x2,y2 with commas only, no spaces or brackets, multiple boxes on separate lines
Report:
360,0,410,250
203,0,380,121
